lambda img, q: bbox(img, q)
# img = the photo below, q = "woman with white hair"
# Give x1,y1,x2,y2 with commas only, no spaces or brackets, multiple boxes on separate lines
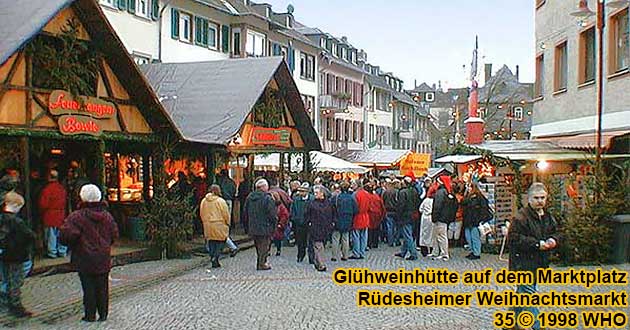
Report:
243,178,277,271
60,184,119,323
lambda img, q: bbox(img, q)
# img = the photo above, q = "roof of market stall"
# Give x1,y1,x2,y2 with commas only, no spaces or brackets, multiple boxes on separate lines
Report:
141,57,321,150
332,149,411,168
254,151,369,174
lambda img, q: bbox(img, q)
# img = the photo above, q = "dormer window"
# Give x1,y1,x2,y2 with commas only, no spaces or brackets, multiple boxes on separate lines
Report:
320,38,326,48
341,47,347,61
332,42,338,57
286,16,292,28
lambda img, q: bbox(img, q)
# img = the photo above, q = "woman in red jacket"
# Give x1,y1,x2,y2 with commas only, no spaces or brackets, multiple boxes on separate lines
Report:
270,192,289,256
38,170,68,258
350,179,371,259
367,186,385,249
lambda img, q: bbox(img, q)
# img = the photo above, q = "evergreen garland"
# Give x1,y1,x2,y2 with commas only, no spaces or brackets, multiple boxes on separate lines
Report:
252,88,286,128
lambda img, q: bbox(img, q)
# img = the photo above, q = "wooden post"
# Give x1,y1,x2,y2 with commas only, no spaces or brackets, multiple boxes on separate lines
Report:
279,152,285,186
303,151,310,179
143,147,151,201
206,147,215,185
20,137,32,226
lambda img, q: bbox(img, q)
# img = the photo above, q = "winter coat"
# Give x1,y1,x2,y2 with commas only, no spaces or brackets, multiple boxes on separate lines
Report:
38,181,68,228
352,188,371,230
272,203,290,241
0,212,35,263
382,188,399,213
304,198,334,242
290,194,313,227
431,185,458,224
217,176,236,201
199,194,231,241
396,186,420,225
60,202,119,274
270,187,292,210
462,193,488,228
367,193,385,230
418,197,434,247
244,191,278,237
331,192,358,232
509,206,560,274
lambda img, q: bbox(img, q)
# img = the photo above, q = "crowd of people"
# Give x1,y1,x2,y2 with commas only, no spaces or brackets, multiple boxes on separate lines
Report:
199,172,501,272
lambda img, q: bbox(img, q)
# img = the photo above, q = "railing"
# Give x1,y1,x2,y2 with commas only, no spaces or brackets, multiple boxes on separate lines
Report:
320,94,349,111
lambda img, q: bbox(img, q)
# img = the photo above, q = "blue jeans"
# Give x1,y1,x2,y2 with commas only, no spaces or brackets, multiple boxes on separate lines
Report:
0,260,32,296
399,223,418,258
465,227,482,256
384,213,396,246
206,240,225,261
514,283,540,329
46,227,67,257
351,229,367,258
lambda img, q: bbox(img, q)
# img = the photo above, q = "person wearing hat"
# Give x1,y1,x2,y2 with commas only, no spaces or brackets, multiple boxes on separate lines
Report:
60,184,118,322
38,170,68,258
290,182,314,263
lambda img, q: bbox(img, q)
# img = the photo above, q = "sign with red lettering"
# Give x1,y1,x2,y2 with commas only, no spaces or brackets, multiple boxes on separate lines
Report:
250,127,291,147
400,153,431,177
49,90,116,119
58,115,102,136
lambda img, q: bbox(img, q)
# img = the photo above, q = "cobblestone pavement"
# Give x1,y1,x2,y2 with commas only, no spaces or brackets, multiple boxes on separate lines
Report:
12,246,630,330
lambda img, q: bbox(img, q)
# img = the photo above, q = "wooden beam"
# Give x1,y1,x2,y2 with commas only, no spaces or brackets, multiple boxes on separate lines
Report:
98,60,127,132
0,52,24,107
25,54,33,127
1,84,135,105
31,94,50,124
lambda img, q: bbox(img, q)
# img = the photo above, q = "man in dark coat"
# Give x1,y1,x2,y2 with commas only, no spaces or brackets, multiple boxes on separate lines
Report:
382,180,399,247
430,176,457,261
394,177,419,260
304,187,334,271
509,183,559,330
243,179,277,271
330,182,357,261
60,184,119,323
290,183,314,263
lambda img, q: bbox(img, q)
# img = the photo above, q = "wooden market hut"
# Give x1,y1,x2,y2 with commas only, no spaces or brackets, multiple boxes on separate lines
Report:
0,0,181,241
141,57,322,185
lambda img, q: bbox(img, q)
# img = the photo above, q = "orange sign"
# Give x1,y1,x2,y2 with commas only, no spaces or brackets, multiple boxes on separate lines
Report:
58,115,102,136
399,153,431,177
49,90,117,119
250,127,291,147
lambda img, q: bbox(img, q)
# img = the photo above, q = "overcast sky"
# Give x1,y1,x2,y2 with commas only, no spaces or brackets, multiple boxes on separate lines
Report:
264,0,535,90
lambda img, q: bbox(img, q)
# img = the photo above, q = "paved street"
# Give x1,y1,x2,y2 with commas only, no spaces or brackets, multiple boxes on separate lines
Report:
14,246,630,330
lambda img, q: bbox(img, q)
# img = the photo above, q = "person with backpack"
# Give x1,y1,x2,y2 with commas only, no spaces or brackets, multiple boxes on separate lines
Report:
429,176,458,261
462,182,491,260
330,182,357,261
0,192,35,318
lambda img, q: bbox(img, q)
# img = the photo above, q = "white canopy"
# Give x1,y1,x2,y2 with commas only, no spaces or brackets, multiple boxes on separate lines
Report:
254,152,369,174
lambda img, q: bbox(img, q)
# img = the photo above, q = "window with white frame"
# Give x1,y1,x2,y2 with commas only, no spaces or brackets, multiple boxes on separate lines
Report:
208,22,218,49
332,42,338,57
136,0,149,18
180,13,192,42
133,53,151,65
512,106,523,120
341,47,347,61
101,0,116,8
246,30,266,57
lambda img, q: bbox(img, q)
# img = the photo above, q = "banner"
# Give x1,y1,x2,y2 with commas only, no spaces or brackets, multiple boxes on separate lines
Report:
399,153,431,177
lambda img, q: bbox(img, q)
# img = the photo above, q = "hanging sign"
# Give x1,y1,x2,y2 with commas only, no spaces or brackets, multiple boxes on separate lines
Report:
399,153,431,177
250,127,291,147
49,90,116,119
58,115,102,136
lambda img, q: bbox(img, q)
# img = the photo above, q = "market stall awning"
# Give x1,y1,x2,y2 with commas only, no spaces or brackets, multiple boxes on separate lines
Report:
537,130,630,149
332,149,411,168
141,57,320,151
253,152,369,174
435,155,482,164
478,140,589,161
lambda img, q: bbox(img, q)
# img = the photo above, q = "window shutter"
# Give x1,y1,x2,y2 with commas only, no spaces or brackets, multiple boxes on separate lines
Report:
118,0,127,10
194,17,201,45
151,0,159,20
288,47,295,71
171,8,179,39
203,21,209,46
221,25,230,53
127,0,135,13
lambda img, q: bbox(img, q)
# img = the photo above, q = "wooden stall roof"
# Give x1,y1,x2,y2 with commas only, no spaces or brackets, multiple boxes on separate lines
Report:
0,0,180,137
141,57,321,150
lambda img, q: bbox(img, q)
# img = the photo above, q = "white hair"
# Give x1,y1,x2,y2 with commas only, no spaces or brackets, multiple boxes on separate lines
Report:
527,183,548,197
80,184,102,203
255,178,269,190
